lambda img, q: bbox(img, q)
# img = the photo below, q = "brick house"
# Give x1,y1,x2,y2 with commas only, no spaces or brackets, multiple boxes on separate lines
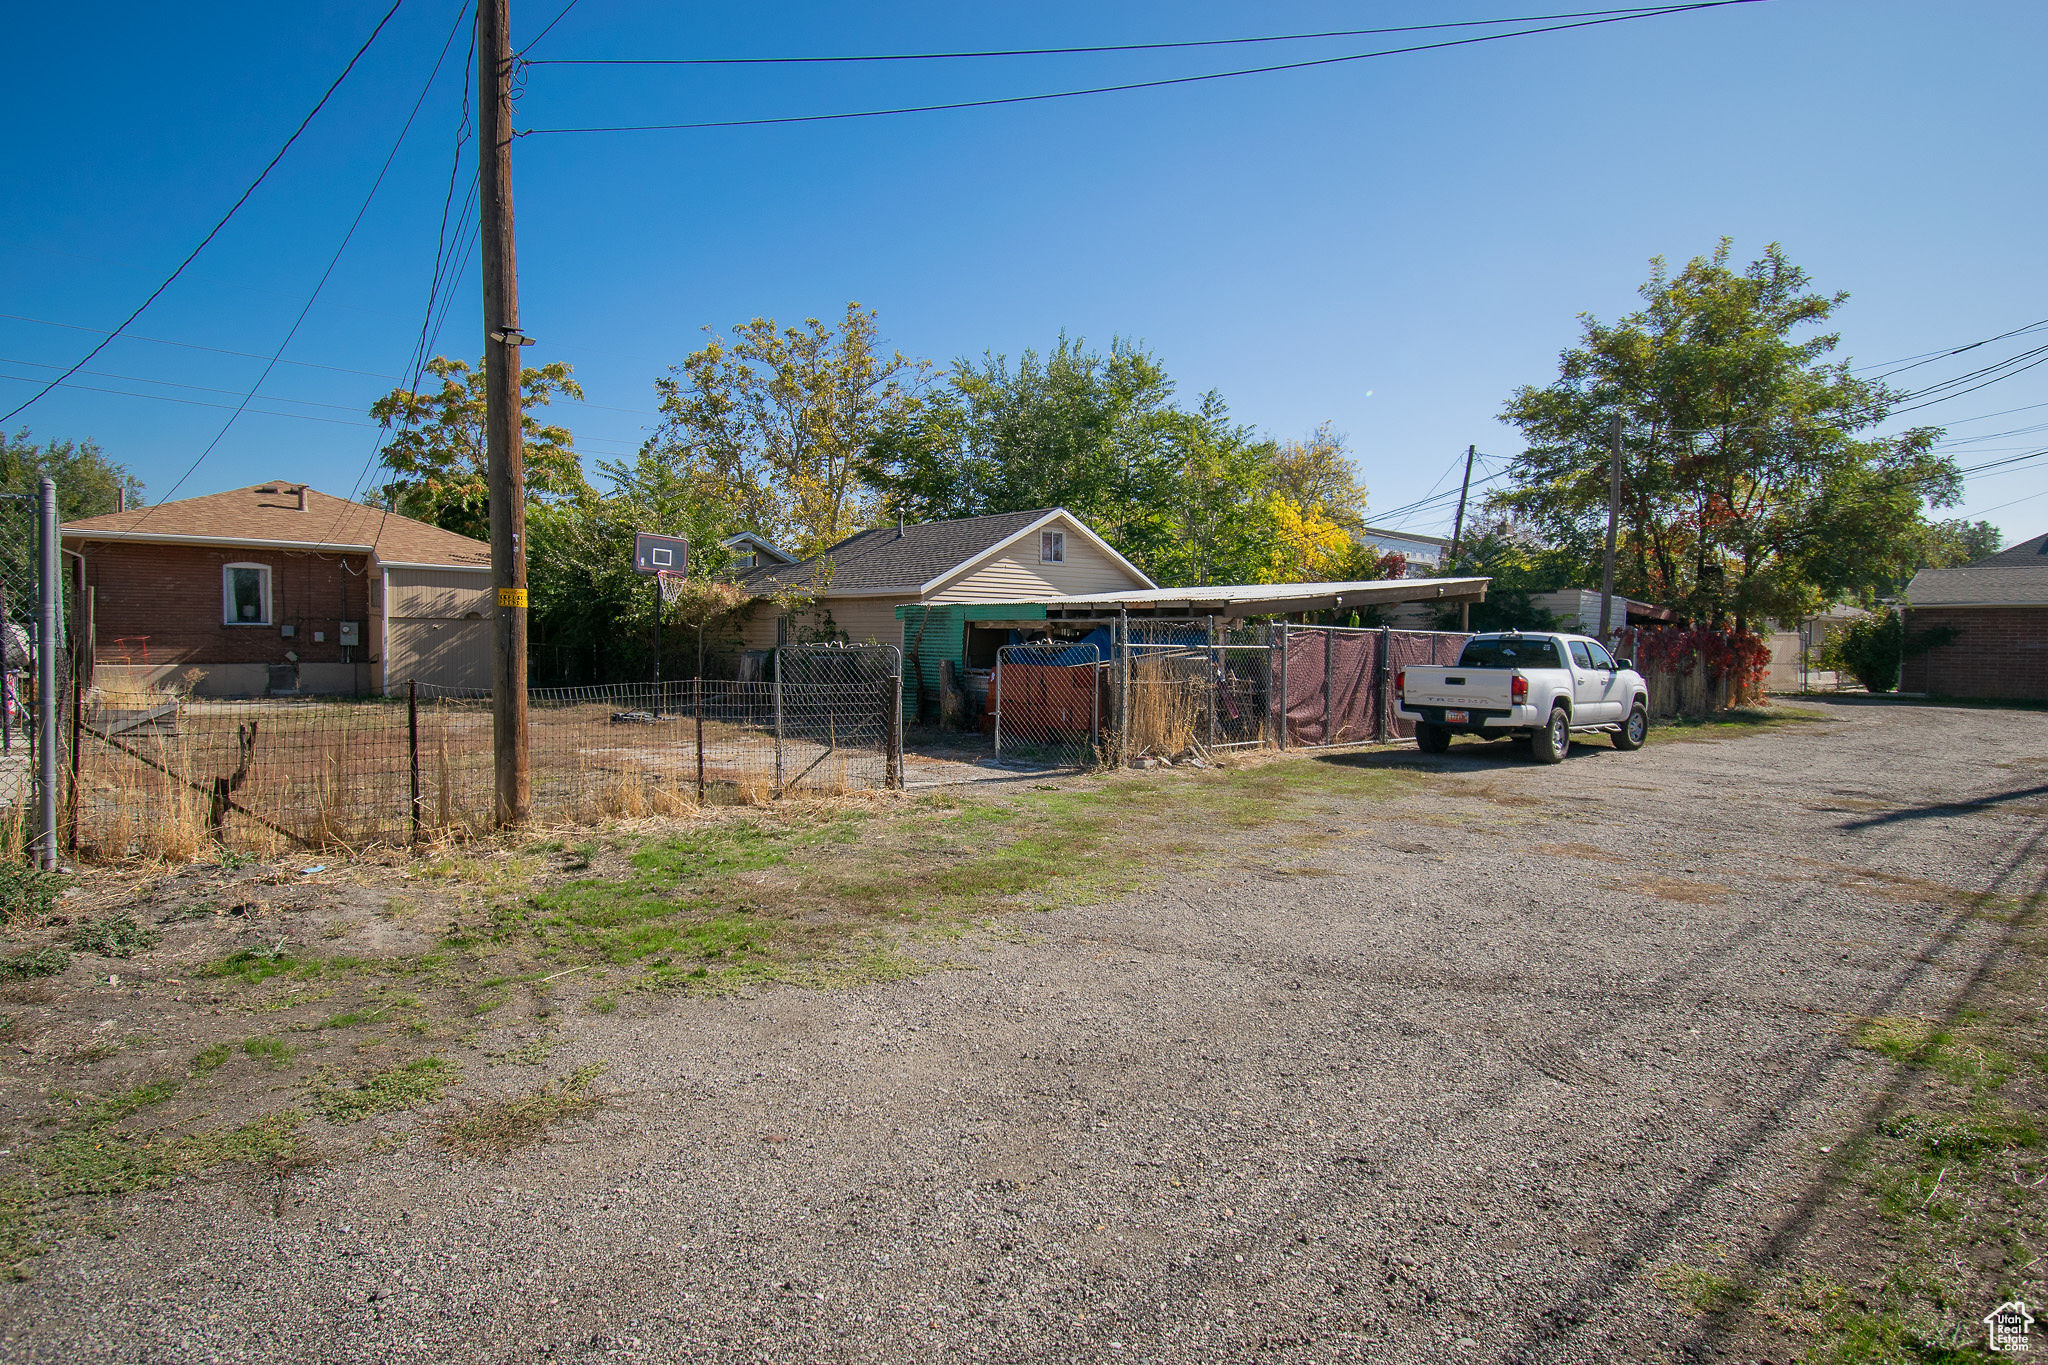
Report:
1900,530,2048,700
63,482,492,697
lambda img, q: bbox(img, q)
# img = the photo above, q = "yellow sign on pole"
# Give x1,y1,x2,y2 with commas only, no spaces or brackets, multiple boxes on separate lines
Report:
497,587,528,609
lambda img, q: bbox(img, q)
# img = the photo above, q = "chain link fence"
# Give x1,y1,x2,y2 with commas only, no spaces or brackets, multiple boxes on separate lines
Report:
993,641,1102,770
66,644,902,860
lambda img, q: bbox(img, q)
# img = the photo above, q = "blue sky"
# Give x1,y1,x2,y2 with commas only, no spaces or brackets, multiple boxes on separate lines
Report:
3,0,2044,545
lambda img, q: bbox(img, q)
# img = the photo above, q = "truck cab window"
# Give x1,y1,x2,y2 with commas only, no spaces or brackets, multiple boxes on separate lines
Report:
1586,641,1617,670
1569,641,1594,668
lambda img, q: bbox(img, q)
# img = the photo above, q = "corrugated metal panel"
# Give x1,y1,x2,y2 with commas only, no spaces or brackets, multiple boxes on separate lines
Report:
385,618,491,691
387,566,493,619
928,518,1144,602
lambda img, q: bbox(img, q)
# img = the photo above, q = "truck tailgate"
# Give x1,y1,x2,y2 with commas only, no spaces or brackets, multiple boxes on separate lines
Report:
1402,667,1516,710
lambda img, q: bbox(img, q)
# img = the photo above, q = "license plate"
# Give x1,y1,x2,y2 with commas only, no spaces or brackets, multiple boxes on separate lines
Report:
1445,709,1469,725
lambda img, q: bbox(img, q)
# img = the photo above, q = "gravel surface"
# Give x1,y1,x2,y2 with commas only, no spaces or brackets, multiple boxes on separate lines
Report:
5,699,2043,1364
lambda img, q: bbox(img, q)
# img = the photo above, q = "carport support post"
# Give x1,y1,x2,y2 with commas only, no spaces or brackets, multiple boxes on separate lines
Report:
772,649,785,797
1277,623,1289,750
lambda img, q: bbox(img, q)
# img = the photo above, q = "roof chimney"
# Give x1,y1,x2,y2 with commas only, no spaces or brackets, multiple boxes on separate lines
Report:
295,485,307,511
115,487,125,513
897,510,904,539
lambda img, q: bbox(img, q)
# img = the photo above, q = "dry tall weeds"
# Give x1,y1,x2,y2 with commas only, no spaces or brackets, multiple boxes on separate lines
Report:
1128,656,1205,756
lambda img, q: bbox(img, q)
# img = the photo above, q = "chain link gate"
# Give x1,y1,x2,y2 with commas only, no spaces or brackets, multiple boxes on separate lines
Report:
0,480,59,866
771,643,904,794
993,641,1102,770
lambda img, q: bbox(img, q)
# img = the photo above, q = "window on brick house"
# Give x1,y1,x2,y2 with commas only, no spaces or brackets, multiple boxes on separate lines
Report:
1040,530,1065,564
223,563,271,625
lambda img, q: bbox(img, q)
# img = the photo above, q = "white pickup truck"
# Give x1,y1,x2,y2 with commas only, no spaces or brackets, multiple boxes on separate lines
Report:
1393,631,1650,763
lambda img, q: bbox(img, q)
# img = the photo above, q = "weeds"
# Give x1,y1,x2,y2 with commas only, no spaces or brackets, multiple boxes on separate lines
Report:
436,1063,604,1160
0,946,67,980
0,864,63,924
308,1057,458,1124
69,912,160,959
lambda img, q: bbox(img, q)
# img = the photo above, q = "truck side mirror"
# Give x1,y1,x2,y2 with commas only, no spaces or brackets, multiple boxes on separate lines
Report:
1614,658,1633,671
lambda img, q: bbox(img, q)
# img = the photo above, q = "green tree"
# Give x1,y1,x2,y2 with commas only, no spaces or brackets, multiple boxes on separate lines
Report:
370,356,586,541
1269,423,1370,531
1428,516,1570,632
0,430,144,521
1495,241,1954,629
1817,607,1956,693
649,303,929,557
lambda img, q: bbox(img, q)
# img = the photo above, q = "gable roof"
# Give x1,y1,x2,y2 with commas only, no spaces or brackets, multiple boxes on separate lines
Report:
1905,564,2048,608
740,508,1153,599
1972,530,2048,566
62,482,490,569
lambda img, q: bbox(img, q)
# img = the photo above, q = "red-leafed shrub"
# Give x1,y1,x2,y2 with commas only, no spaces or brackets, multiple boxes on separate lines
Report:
1617,625,1770,706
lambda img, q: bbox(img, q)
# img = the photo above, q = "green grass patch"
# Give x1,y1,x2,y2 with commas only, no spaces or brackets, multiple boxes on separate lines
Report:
309,1057,458,1124
1656,1261,1750,1315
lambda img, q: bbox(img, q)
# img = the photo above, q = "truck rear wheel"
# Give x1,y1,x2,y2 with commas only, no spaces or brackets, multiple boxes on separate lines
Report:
1415,722,1452,754
1531,706,1570,764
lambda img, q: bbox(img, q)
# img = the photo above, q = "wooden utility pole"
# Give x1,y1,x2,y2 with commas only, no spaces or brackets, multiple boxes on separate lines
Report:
479,0,530,823
1448,443,1476,559
1599,412,1622,641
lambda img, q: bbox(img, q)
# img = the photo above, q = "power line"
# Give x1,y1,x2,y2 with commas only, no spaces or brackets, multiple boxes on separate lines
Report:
0,0,407,425
0,357,371,413
520,2,1765,136
124,0,471,532
515,0,583,60
1859,317,2048,380
0,313,403,380
527,4,1721,67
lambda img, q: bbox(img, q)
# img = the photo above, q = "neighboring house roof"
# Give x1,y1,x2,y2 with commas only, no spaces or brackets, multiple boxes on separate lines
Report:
718,531,797,566
1971,530,2048,567
1358,524,1451,551
739,508,1154,599
1905,564,2048,608
61,482,490,569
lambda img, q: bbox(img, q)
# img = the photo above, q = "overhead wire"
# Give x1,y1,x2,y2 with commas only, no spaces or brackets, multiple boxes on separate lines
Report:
519,1,1765,136
527,4,1728,67
119,0,472,538
0,0,408,425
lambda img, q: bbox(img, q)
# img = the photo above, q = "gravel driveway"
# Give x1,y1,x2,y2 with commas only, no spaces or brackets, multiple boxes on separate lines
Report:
6,699,2043,1364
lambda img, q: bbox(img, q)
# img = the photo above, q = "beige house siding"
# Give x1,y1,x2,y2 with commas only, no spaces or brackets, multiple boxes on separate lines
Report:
741,596,912,653
928,519,1144,603
381,564,493,693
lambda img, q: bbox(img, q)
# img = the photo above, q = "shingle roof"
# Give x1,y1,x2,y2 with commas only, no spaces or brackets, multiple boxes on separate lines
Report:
1972,531,2048,567
62,482,490,568
1905,565,2048,608
739,508,1057,596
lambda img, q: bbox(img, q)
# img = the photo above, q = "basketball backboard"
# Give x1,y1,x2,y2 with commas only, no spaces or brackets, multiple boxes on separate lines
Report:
632,531,689,576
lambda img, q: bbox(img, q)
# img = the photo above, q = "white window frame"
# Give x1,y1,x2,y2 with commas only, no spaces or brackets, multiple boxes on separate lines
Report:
222,562,273,626
1040,529,1066,564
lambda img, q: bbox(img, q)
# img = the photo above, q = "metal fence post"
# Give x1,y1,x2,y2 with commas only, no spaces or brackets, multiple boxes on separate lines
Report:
1277,622,1290,750
1207,617,1220,751
1377,623,1393,741
1117,612,1131,767
408,680,422,845
694,675,705,802
1322,624,1333,749
772,647,785,797
36,478,57,869
993,650,1005,762
888,648,904,790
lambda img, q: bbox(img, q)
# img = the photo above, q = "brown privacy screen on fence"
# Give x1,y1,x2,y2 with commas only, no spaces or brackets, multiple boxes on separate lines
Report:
70,648,901,858
1277,627,1471,748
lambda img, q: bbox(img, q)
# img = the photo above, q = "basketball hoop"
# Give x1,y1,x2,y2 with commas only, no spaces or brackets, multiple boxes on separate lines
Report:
656,569,687,609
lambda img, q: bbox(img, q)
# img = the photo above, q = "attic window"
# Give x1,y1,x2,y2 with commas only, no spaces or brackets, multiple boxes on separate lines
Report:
734,552,756,568
1040,530,1065,564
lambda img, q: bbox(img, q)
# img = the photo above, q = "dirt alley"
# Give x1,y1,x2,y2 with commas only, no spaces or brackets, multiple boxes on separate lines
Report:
5,698,2045,1364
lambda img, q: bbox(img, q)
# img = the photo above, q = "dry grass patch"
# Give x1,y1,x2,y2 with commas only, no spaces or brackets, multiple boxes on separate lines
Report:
436,1063,603,1160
